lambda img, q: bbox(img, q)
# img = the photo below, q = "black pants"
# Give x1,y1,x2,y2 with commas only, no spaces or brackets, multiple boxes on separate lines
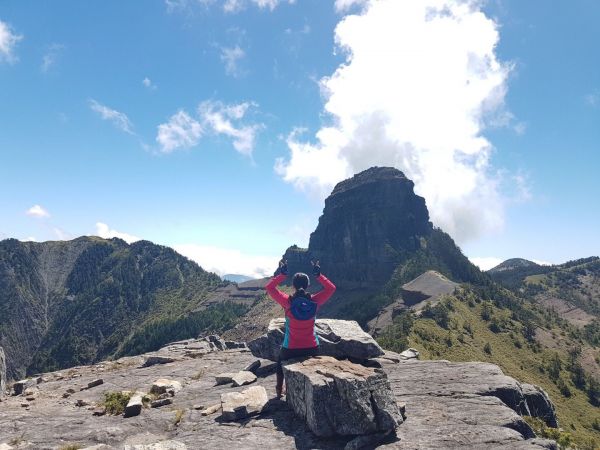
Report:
276,346,319,380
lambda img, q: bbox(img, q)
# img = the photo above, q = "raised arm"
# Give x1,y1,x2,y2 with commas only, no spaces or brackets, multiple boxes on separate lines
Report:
310,261,336,306
311,274,336,306
265,260,289,309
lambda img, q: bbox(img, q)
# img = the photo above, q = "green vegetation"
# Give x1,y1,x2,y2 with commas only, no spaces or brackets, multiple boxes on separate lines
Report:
116,301,248,357
378,288,600,448
102,391,132,415
0,237,243,376
59,445,83,450
524,417,573,450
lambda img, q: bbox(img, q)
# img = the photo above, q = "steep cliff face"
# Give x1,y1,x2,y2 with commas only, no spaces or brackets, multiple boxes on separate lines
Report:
309,167,432,288
283,167,484,323
0,346,6,394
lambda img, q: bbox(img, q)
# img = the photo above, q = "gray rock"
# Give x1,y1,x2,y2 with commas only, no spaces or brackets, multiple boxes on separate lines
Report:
225,341,247,349
12,378,36,396
231,371,257,387
283,356,403,437
85,378,104,390
150,398,172,408
142,355,178,368
248,318,385,361
124,441,187,450
243,360,261,373
124,392,144,418
0,347,6,396
399,348,419,360
149,379,181,396
215,372,236,385
521,383,558,428
200,404,221,416
206,335,225,351
220,385,268,421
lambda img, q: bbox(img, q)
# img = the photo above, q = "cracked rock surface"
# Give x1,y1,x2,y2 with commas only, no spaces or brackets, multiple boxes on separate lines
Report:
0,337,557,449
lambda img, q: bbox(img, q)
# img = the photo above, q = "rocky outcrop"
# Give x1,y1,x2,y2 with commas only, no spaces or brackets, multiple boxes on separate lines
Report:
248,318,384,361
521,383,559,428
0,334,558,449
383,358,559,446
283,168,432,291
283,356,403,437
0,347,6,395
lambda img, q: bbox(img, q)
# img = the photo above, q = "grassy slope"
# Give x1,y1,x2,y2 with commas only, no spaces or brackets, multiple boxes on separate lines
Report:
405,293,600,448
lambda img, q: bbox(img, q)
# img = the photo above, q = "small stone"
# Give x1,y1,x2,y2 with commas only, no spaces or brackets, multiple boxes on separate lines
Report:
124,392,144,418
92,407,106,416
214,373,236,385
231,371,257,387
192,404,205,410
243,360,261,373
75,399,89,407
150,379,182,396
25,396,35,401
150,398,172,408
62,392,71,398
200,404,221,416
66,388,76,394
20,402,29,408
87,379,104,389
142,355,177,368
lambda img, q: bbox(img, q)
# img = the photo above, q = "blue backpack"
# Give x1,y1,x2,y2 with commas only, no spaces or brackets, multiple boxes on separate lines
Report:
289,293,317,321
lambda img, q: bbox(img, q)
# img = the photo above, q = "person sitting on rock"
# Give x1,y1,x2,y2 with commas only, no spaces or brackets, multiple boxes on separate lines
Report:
266,259,336,398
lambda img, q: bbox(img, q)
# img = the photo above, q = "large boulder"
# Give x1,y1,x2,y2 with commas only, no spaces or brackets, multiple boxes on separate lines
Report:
521,383,559,428
283,356,403,437
248,318,384,361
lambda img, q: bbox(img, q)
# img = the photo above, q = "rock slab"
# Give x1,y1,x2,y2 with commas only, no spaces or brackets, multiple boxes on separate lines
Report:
124,392,144,418
220,385,268,421
283,356,403,437
249,318,384,361
231,371,256,387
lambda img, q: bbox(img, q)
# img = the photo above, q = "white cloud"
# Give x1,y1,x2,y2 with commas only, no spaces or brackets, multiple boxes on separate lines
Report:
21,236,38,242
94,222,140,244
173,243,278,278
276,0,513,243
89,99,134,134
334,0,368,12
26,204,51,218
585,91,600,108
198,100,262,156
156,110,203,153
41,43,64,73
469,257,504,271
142,77,157,90
220,45,245,77
156,101,262,156
0,20,22,64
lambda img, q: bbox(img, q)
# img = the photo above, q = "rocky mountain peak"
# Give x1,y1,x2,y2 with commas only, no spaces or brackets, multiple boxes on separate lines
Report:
306,166,432,287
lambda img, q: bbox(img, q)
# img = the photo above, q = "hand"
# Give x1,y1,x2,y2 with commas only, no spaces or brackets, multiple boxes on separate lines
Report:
275,259,288,276
311,260,321,277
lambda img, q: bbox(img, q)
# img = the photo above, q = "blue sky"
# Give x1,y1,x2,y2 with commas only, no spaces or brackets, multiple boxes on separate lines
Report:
0,0,598,276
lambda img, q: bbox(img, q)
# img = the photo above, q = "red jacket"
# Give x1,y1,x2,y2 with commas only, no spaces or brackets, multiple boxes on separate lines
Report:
265,273,336,349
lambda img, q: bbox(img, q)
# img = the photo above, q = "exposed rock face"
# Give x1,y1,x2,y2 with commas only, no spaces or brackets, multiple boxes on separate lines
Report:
248,318,384,361
284,167,432,290
383,358,559,448
0,347,5,395
0,334,557,449
521,383,559,428
283,356,403,437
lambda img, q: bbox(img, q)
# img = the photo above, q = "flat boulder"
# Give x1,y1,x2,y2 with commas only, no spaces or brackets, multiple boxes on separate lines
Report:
248,318,384,361
283,356,402,437
220,385,268,422
231,371,256,387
